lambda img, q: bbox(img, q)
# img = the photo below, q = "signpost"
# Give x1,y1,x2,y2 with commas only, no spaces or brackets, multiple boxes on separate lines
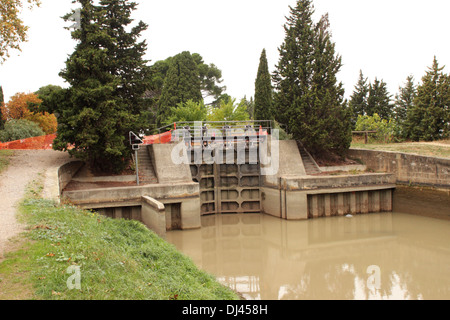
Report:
129,132,144,186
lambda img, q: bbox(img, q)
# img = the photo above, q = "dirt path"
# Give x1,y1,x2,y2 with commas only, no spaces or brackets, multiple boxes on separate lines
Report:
0,150,72,258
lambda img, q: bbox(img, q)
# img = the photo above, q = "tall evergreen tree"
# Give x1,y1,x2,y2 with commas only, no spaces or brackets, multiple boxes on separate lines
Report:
156,51,203,128
406,57,450,141
0,85,5,130
349,70,369,126
148,53,225,111
394,75,416,138
192,53,226,105
367,78,393,120
254,49,273,121
53,0,151,173
273,1,351,156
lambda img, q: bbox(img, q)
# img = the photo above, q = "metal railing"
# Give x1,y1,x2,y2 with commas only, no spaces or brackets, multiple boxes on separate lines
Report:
157,120,274,150
157,120,273,134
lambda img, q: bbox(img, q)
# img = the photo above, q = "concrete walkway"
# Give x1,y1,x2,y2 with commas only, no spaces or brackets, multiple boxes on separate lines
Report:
0,150,71,258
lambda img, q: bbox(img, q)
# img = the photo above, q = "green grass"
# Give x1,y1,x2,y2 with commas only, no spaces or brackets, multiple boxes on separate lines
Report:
351,140,450,158
1,182,239,300
0,150,13,174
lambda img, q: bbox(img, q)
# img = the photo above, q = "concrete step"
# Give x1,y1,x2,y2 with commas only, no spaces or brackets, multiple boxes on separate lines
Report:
135,147,158,184
298,145,321,175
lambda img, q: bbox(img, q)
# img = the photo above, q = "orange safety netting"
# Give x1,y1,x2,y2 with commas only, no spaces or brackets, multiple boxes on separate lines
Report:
0,130,174,150
0,134,56,150
143,131,172,145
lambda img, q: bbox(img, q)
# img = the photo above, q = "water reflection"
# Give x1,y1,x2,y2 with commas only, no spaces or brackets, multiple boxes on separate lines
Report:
166,211,450,300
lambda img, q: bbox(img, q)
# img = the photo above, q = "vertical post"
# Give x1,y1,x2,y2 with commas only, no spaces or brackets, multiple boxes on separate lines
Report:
135,149,140,186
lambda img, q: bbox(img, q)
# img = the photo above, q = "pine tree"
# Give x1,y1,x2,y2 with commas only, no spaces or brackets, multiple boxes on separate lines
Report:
0,85,4,130
349,70,369,126
99,0,152,129
273,0,315,128
254,49,273,121
156,51,203,128
54,0,151,173
367,78,393,120
192,53,226,105
394,75,416,138
273,1,351,157
406,57,450,141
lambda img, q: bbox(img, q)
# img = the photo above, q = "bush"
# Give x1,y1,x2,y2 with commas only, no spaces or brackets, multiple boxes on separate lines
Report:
355,113,403,143
165,99,207,125
0,119,45,142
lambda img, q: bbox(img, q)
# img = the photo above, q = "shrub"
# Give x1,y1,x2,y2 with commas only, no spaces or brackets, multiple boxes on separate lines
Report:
0,119,44,142
355,113,403,143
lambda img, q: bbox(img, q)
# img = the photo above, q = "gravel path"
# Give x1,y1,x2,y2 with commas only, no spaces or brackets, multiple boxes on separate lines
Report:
0,150,72,258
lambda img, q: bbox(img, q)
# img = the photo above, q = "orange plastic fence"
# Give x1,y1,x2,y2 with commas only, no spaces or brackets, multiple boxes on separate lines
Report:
143,131,172,145
0,134,56,150
0,130,173,150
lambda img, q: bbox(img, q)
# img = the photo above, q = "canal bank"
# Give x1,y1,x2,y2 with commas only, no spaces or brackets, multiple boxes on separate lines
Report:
348,148,450,190
393,185,450,221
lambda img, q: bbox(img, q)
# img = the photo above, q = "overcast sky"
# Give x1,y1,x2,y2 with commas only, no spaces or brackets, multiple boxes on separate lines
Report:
1,0,450,104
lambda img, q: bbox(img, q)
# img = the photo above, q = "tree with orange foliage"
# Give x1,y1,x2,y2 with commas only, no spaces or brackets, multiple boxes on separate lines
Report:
1,92,57,134
0,0,41,63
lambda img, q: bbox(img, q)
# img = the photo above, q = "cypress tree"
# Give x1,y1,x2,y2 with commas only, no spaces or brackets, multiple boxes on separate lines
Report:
0,85,4,130
254,49,273,121
406,57,450,141
156,51,203,128
273,1,351,157
367,78,393,120
394,75,416,138
54,0,151,173
273,0,315,129
349,70,369,126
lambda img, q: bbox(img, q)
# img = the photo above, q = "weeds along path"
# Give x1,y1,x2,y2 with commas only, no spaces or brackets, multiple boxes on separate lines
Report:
0,150,72,258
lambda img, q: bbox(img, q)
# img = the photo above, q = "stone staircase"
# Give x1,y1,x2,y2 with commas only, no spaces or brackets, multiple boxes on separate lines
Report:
135,147,158,185
298,143,321,175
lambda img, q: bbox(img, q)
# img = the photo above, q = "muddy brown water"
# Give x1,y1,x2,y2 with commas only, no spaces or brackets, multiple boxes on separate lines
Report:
166,187,450,300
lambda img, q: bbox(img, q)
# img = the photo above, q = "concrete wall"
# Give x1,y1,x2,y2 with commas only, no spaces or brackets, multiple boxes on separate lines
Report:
262,174,396,220
141,196,166,237
349,149,450,189
151,144,193,184
62,182,200,207
262,140,306,186
58,161,84,196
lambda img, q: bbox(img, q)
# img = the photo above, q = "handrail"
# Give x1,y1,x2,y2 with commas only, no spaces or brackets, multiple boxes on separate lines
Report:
157,120,274,134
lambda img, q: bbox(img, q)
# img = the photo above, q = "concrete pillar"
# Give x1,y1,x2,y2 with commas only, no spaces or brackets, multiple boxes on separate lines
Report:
337,193,345,216
350,192,357,214
285,191,308,220
361,192,369,214
311,195,319,218
181,198,202,230
381,189,393,212
115,207,123,219
141,196,166,238
324,194,332,217
372,191,381,213
132,207,141,221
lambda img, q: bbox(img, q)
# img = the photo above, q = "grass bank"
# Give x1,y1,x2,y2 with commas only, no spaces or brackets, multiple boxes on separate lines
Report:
0,181,239,300
351,140,450,158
